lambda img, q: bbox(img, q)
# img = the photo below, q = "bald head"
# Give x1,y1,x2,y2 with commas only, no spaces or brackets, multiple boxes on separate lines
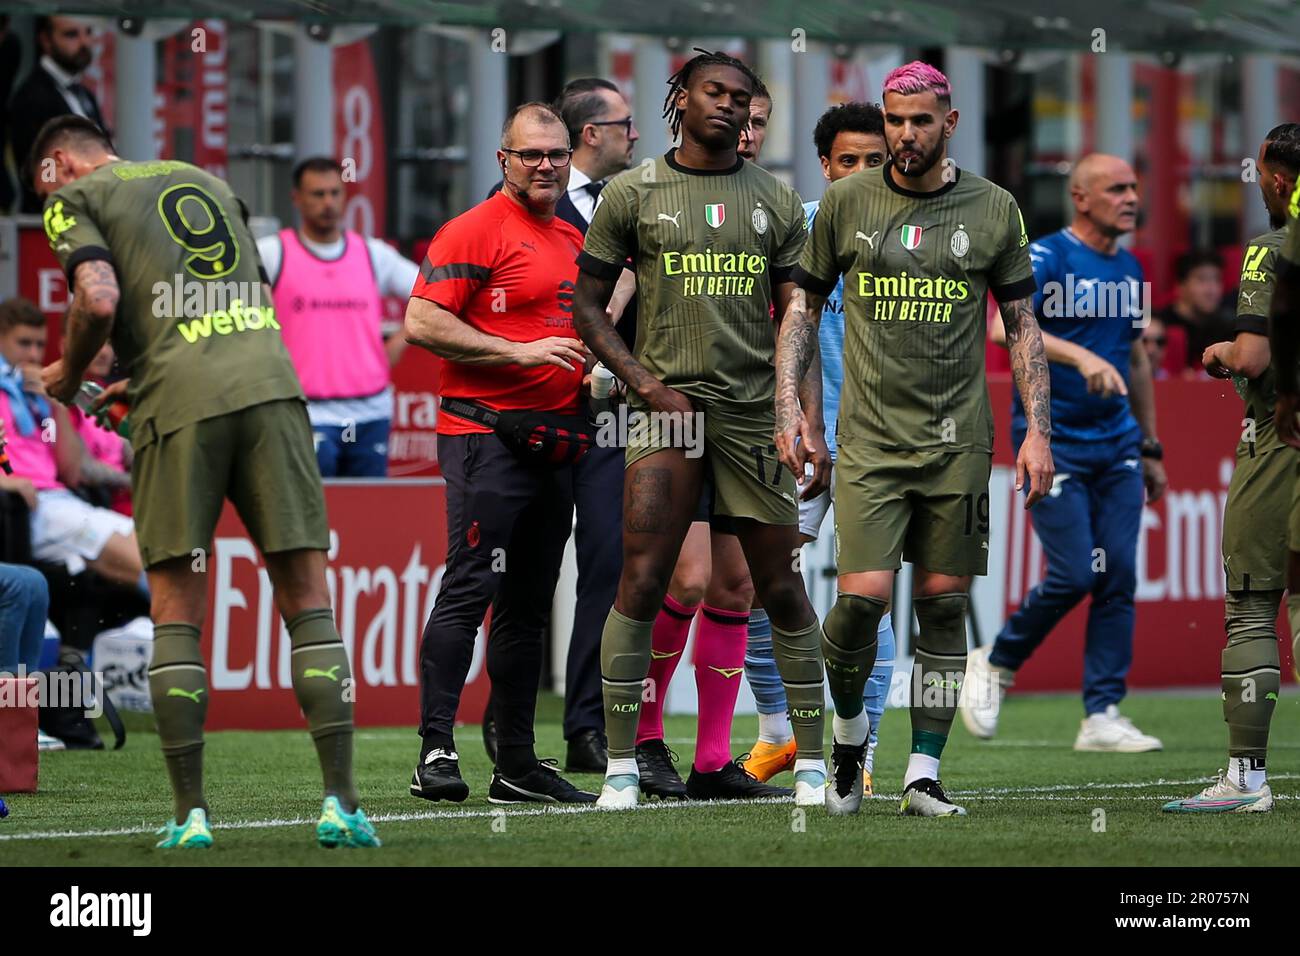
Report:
501,102,567,149
1069,152,1139,240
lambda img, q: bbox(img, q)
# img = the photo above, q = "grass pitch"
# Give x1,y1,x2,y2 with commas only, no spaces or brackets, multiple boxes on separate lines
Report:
2,691,1297,866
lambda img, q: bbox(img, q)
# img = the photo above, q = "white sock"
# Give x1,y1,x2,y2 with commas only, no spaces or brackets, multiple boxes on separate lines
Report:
1227,756,1266,792
606,757,638,779
793,757,827,779
832,709,870,748
903,753,940,788
757,711,793,745
865,741,877,775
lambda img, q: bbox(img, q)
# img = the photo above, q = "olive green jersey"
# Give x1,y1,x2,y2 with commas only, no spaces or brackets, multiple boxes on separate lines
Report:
578,150,806,406
794,164,1035,452
44,160,303,445
1234,227,1288,455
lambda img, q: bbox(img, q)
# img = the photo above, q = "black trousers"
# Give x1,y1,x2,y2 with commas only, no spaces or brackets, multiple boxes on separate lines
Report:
418,432,574,753
563,440,624,740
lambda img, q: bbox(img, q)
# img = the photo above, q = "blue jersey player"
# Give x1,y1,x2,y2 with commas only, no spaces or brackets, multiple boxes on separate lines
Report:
966,153,1167,752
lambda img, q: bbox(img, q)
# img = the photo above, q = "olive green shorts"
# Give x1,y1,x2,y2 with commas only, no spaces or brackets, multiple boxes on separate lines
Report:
131,399,329,568
1225,445,1295,591
624,400,797,527
834,443,992,576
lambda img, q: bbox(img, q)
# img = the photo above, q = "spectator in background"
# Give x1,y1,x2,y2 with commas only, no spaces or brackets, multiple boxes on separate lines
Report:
8,16,106,213
1142,316,1170,380
0,16,22,213
66,335,131,515
1156,250,1235,375
0,547,57,750
259,157,420,477
0,298,141,588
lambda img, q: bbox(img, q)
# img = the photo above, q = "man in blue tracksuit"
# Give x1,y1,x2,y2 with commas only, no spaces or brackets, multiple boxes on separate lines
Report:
965,153,1167,752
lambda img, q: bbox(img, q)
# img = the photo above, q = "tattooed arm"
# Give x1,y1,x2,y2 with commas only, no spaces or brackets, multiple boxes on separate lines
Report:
1000,295,1055,508
42,260,119,404
774,285,828,482
573,270,692,416
1270,262,1300,447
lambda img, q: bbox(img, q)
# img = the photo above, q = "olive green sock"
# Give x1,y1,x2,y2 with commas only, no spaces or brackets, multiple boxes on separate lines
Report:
288,608,359,811
1223,590,1282,758
148,622,209,822
601,608,654,760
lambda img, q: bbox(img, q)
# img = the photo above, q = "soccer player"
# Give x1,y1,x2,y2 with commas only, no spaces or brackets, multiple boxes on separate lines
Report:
778,62,1053,817
631,75,794,803
742,102,898,796
32,115,379,849
575,50,830,809
965,153,1166,751
1164,124,1300,813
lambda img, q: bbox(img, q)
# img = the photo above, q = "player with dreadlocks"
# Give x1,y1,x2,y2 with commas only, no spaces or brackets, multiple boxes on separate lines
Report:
627,68,798,805
575,49,831,808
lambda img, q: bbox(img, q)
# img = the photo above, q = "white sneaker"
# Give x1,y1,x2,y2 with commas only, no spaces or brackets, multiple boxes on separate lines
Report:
38,730,66,752
793,768,827,807
960,645,1008,739
1074,705,1163,752
1161,772,1272,813
899,778,967,817
596,773,639,809
824,741,865,815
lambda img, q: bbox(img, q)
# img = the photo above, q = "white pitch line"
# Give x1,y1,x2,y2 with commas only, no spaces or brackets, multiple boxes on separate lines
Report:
3,774,1297,843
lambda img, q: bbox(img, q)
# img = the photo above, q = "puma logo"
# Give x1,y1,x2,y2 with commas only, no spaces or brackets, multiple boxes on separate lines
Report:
657,211,682,227
650,649,682,660
166,687,205,704
855,229,880,249
304,665,342,682
520,240,536,252
1240,290,1257,306
707,666,744,679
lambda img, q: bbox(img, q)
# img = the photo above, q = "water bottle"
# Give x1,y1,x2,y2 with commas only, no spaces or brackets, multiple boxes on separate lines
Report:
72,381,131,439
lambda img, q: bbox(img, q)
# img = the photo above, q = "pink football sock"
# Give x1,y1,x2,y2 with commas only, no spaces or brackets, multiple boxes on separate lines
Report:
635,593,697,745
692,605,749,773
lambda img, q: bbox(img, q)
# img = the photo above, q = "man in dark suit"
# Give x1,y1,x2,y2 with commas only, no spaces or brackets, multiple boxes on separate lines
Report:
482,79,639,773
9,16,107,213
0,17,23,212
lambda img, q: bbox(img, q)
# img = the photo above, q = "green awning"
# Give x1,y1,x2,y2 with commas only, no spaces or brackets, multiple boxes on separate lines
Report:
1,0,1298,53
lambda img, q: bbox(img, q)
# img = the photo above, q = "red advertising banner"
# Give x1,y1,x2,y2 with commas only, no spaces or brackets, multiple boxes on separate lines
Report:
202,480,488,730
157,20,229,178
333,39,387,238
986,376,1295,691
18,224,68,364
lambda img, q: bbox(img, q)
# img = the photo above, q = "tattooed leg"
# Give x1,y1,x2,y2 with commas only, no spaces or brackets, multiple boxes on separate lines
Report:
615,448,704,620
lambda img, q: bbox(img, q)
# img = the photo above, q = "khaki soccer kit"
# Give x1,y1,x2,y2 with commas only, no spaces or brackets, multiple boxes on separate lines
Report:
45,160,325,568
792,165,1037,576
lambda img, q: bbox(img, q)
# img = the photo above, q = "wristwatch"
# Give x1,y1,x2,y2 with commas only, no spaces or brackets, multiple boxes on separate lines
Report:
1140,437,1163,461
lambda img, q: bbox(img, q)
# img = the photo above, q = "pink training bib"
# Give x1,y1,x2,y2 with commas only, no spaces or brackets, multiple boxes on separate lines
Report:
0,394,62,491
273,229,389,400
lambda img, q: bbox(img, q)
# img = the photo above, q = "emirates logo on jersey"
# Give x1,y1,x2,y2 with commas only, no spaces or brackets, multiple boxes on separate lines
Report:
704,203,726,228
900,224,923,250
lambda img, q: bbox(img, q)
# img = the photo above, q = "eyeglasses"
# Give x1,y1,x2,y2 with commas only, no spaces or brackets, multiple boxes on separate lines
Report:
588,116,634,135
503,148,573,168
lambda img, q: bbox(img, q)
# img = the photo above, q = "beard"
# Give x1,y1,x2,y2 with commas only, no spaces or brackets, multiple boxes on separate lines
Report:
890,139,943,178
53,47,93,75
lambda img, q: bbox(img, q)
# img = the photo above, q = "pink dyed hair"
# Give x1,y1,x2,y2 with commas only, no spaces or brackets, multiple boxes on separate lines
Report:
882,61,952,105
